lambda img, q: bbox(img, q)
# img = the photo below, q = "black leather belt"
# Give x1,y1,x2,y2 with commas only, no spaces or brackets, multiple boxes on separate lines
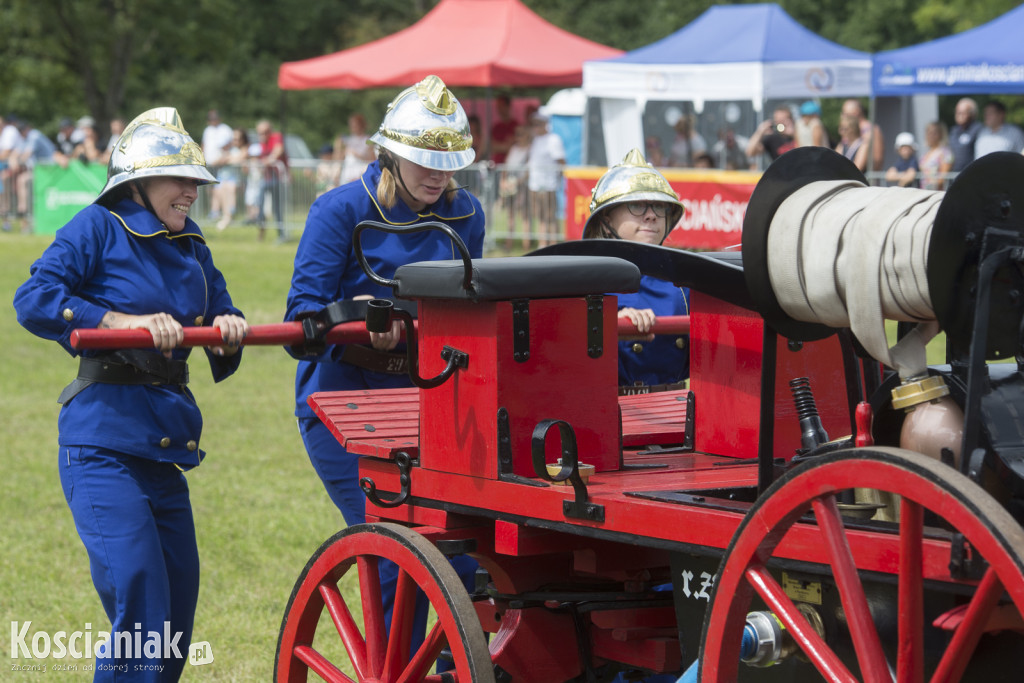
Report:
618,381,687,396
58,350,189,404
340,344,408,375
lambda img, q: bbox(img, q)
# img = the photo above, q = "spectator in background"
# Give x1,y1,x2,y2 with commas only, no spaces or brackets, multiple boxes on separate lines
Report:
919,121,954,191
202,110,234,222
101,117,125,164
746,105,796,165
974,100,1024,159
0,114,23,164
255,118,288,243
54,117,78,164
500,123,531,250
71,123,104,165
885,132,920,188
669,114,707,167
0,114,23,228
10,119,56,225
243,133,264,225
214,127,251,230
949,97,982,173
527,111,566,248
72,116,95,146
693,151,714,168
339,113,375,185
796,100,830,148
489,93,519,164
645,136,667,167
835,115,869,172
710,127,749,170
841,98,885,172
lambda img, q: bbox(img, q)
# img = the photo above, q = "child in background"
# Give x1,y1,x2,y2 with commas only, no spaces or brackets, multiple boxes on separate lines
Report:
885,132,920,188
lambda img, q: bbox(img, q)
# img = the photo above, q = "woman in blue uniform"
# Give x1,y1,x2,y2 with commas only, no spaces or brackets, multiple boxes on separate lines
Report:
13,107,248,682
285,76,483,659
584,149,689,394
286,74,484,525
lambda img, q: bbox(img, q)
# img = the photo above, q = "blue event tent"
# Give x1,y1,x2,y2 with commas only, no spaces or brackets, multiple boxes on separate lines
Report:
873,4,1024,96
583,4,871,106
581,3,871,164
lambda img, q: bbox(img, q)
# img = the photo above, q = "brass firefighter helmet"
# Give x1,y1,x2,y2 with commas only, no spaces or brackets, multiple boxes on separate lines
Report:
98,107,216,201
370,75,475,172
583,148,684,243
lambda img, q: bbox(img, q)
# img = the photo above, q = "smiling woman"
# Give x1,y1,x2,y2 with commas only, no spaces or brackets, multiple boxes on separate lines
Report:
133,176,202,233
12,106,250,683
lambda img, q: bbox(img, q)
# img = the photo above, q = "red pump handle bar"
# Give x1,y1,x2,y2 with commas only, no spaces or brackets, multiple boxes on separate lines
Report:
69,316,690,351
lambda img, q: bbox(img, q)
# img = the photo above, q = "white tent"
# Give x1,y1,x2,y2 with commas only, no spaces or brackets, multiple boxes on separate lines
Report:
582,4,872,164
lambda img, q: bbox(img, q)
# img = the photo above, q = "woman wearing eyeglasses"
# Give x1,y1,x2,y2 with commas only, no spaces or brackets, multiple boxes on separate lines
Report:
583,148,690,395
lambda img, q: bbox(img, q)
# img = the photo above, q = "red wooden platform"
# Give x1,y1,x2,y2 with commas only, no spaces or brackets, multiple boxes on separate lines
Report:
309,387,690,458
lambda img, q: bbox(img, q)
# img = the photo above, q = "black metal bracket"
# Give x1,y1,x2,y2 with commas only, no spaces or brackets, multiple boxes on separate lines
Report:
531,419,605,522
497,407,513,474
497,407,548,486
512,299,530,362
359,451,413,508
367,298,468,389
683,390,695,452
586,294,604,358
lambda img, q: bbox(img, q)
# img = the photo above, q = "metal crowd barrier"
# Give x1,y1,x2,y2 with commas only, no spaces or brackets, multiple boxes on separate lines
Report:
189,159,564,250
12,158,960,246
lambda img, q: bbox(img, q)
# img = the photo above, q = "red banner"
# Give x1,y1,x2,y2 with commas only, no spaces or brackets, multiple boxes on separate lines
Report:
563,167,761,250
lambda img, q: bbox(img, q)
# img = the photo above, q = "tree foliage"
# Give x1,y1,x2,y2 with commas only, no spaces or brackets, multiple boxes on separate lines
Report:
0,0,1019,149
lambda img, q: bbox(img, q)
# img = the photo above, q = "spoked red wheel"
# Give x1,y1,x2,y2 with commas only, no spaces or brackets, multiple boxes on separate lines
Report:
701,447,1024,682
275,523,494,683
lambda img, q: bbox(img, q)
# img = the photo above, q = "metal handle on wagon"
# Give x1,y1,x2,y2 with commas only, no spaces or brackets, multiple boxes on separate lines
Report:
352,219,474,292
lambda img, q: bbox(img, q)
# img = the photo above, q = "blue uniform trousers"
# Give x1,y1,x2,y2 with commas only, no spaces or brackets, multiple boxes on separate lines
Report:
59,446,198,682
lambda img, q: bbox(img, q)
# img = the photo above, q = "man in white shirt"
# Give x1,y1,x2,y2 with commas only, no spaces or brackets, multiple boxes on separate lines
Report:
0,114,23,226
0,114,23,162
201,109,234,219
526,112,565,248
974,100,1024,159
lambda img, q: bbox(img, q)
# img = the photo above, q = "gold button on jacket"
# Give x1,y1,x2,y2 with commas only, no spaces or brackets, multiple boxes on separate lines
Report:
159,437,171,448
62,308,75,321
186,440,198,451
194,315,204,326
631,343,643,353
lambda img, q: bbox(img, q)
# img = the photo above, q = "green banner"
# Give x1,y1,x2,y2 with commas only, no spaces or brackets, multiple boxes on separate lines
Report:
32,162,107,235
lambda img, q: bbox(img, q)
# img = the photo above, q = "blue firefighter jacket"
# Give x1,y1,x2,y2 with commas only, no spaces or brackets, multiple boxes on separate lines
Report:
13,198,244,469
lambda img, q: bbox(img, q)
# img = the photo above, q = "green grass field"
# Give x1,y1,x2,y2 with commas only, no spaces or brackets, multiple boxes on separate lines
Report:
1,225,947,681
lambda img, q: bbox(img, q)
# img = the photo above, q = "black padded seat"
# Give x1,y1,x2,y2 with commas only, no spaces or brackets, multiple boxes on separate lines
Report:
392,255,641,301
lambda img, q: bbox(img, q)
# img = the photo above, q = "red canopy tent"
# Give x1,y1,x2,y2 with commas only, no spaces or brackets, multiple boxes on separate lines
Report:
277,0,622,90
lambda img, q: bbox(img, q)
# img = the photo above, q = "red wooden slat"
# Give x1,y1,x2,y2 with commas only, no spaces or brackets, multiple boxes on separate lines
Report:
309,389,691,457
